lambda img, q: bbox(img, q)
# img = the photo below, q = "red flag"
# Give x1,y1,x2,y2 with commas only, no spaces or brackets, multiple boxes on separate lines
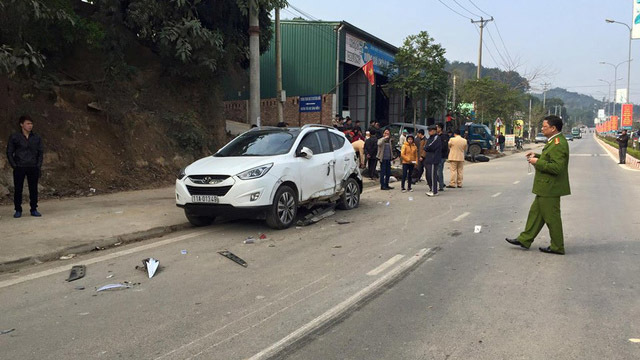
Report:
362,60,375,85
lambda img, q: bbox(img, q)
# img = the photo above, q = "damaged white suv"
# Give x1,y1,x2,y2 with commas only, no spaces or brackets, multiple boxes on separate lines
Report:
176,125,362,229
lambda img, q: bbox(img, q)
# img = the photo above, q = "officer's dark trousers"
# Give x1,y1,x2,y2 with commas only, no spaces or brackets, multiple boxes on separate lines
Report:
425,163,438,194
517,195,564,253
13,166,39,212
367,157,377,179
619,146,627,164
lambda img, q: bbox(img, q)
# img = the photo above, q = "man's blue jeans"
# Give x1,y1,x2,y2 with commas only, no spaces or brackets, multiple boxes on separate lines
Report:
380,160,391,188
437,157,446,190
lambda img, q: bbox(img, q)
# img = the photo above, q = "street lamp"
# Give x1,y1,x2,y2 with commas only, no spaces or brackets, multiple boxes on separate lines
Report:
599,60,631,118
598,78,623,116
605,19,633,107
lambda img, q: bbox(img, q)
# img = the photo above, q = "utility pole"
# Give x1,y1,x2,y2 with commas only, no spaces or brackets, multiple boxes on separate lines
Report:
470,17,493,79
452,74,457,127
248,0,260,126
528,97,532,140
275,7,284,124
541,82,551,112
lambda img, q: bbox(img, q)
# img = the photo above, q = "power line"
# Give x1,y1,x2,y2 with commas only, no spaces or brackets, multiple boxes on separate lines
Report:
492,22,514,68
484,26,510,69
452,0,481,18
467,0,492,17
473,24,500,69
437,0,473,20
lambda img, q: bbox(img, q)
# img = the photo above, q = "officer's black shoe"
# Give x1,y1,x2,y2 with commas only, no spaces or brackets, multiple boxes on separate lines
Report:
505,238,527,249
539,246,564,255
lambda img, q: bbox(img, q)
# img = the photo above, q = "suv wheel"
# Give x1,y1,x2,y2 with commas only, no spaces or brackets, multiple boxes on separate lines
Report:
266,185,298,229
185,211,215,227
469,144,482,156
337,178,360,210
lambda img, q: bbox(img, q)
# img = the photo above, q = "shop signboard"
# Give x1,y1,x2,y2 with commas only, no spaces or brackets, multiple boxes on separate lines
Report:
345,33,395,75
299,95,322,113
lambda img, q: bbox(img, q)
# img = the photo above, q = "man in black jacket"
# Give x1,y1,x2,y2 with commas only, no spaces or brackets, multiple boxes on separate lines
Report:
616,129,629,164
6,115,44,218
364,131,378,179
436,123,449,192
424,125,442,197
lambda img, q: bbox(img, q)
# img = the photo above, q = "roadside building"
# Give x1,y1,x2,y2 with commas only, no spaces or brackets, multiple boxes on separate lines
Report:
223,19,403,128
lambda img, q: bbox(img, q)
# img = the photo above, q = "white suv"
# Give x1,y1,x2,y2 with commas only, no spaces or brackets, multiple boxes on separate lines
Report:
176,125,363,229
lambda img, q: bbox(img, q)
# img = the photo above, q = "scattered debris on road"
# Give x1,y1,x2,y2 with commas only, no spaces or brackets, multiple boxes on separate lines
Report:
106,274,114,279
474,225,482,233
296,205,336,226
181,249,188,255
268,244,276,247
259,233,267,240
145,258,159,278
218,250,248,267
449,230,462,237
66,265,86,282
336,220,351,225
243,237,255,244
96,283,132,292
385,201,390,206
0,328,15,335
332,245,342,249
60,254,76,260
92,246,106,251
135,258,161,278
408,197,414,201
74,286,85,290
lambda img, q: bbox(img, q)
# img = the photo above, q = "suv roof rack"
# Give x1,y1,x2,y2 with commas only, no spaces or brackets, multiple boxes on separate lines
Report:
301,124,334,130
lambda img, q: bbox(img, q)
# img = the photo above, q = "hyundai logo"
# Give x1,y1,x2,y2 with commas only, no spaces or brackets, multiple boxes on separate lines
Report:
203,176,222,184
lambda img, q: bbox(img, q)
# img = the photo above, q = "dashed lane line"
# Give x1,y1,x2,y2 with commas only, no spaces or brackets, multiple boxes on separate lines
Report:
491,192,502,198
513,180,520,184
453,212,470,222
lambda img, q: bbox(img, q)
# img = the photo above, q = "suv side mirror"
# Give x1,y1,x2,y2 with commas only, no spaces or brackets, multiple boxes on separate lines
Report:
298,146,314,159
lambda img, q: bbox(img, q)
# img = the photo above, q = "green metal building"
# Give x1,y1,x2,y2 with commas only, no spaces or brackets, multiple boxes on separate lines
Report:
224,19,403,128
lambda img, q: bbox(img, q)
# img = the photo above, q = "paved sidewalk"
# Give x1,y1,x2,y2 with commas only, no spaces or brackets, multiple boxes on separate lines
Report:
0,187,188,272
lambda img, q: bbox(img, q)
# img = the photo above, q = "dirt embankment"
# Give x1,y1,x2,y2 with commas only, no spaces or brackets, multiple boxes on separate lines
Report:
0,46,226,204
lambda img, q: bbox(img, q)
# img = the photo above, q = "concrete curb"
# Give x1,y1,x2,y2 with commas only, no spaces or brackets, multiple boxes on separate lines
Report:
0,222,191,273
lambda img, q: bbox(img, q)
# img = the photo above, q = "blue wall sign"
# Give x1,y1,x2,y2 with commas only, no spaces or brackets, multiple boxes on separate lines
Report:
299,95,322,112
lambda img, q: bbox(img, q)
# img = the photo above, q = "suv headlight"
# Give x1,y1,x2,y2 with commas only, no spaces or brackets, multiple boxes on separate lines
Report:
177,167,186,180
237,163,273,180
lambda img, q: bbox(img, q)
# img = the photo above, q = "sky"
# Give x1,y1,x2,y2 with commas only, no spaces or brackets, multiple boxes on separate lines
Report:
284,0,640,103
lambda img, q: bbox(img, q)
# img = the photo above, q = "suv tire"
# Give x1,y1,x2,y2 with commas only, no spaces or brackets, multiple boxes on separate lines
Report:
337,177,360,210
468,144,482,156
185,211,215,227
266,185,298,229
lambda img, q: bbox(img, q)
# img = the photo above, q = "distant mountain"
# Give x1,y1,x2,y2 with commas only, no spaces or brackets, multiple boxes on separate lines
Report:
532,88,602,127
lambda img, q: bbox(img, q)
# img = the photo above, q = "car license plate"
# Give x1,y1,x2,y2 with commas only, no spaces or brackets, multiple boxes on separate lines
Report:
192,195,219,203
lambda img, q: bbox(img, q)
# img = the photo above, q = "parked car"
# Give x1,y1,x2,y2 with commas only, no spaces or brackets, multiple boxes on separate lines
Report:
565,133,574,141
176,125,363,229
534,133,547,144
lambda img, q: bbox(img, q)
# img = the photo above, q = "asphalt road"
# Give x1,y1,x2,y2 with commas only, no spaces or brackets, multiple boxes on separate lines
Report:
1,134,638,360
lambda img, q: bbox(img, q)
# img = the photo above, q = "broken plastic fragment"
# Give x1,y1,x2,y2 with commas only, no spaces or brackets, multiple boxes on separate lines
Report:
474,225,482,233
146,258,159,278
181,250,187,255
96,283,132,292
244,237,255,244
259,233,267,240
0,329,15,335
218,250,248,267
66,265,86,282
60,254,76,260
629,339,640,343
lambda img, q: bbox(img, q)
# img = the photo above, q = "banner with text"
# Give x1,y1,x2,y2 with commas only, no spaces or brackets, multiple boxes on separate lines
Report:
611,116,619,131
345,33,395,75
622,103,633,129
634,1,640,39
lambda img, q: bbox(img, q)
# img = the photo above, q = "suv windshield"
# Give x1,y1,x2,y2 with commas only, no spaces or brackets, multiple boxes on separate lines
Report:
215,129,301,157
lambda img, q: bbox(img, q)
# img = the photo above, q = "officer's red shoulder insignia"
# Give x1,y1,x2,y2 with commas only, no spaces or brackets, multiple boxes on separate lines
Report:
555,137,560,145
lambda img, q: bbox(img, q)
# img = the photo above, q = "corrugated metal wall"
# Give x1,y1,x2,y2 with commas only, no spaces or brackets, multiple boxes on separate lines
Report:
260,21,338,98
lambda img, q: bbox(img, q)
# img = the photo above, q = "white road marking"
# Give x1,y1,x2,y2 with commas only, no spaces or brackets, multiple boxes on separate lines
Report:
513,180,520,184
155,275,329,360
453,212,470,222
491,192,502,198
367,255,405,276
247,248,435,360
0,230,209,289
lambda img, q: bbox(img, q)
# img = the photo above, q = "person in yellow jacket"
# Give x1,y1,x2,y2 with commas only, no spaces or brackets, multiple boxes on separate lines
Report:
400,134,418,192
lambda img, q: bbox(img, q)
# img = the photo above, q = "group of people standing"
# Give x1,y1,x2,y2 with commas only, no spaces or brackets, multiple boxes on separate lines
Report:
364,122,467,196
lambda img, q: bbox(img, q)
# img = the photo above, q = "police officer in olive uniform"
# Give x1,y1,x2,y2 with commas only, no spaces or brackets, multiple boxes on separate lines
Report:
506,115,570,255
